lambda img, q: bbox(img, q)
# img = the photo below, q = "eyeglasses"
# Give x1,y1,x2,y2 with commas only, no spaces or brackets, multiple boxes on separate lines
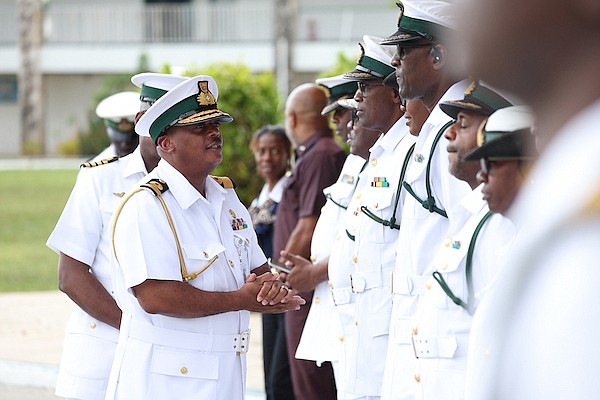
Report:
480,158,494,174
395,43,434,61
358,81,384,96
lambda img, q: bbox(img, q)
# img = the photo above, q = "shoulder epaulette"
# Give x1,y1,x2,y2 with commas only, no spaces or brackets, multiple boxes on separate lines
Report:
140,178,169,196
211,175,236,189
80,156,119,168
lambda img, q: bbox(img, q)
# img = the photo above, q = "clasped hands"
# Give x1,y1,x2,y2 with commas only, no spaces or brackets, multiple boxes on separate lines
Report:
245,270,305,312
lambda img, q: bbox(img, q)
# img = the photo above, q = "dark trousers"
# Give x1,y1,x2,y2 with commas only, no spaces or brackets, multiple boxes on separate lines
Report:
263,313,295,400
285,291,337,400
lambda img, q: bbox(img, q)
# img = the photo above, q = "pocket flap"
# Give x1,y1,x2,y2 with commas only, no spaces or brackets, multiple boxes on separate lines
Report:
362,186,395,211
150,349,219,380
182,242,226,261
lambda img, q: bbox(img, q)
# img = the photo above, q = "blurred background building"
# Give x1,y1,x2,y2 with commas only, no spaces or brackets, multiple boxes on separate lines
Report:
0,0,395,156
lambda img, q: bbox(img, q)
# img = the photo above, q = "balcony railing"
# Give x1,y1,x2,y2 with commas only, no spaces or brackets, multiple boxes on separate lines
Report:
0,0,395,45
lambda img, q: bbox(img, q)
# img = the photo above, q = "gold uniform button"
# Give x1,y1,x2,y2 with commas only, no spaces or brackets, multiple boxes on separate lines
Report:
371,159,377,167
310,255,317,263
203,251,209,258
180,367,188,375
355,319,359,326
412,326,418,335
441,263,448,271
336,234,341,241
444,238,452,248
352,255,358,263
229,260,235,268
414,373,421,383
315,297,320,304
426,281,433,290
355,193,362,200
339,336,344,343
90,322,96,329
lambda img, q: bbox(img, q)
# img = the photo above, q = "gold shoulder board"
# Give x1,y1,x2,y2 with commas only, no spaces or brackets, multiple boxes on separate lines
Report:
80,156,119,168
211,175,236,189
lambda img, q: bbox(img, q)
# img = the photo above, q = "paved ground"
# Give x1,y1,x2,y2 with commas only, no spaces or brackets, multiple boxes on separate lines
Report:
0,291,266,399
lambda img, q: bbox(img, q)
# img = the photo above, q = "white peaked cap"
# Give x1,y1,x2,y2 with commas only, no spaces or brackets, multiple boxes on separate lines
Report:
95,91,140,121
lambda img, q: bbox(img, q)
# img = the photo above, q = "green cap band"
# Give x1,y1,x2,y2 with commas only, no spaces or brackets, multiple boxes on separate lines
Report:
104,118,134,132
399,15,450,41
149,95,214,142
360,55,395,78
328,81,358,100
140,84,168,102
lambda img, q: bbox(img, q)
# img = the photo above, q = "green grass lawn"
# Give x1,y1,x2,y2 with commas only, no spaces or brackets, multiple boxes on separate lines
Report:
0,169,78,292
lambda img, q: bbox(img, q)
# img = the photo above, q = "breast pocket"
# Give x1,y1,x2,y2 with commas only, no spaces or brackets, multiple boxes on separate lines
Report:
99,195,120,226
181,242,227,290
361,187,397,244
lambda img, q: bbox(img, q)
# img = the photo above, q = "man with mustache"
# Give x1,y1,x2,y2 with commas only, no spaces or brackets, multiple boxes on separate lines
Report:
107,75,305,400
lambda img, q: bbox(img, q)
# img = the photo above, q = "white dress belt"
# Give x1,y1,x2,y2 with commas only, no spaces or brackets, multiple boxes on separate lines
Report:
350,267,395,293
411,334,469,359
330,286,353,306
128,319,250,354
391,272,431,295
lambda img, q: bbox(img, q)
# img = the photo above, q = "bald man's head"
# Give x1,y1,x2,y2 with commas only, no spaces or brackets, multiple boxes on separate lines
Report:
284,83,331,147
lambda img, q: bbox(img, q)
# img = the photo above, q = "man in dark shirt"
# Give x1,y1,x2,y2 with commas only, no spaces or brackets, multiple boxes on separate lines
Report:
274,83,346,400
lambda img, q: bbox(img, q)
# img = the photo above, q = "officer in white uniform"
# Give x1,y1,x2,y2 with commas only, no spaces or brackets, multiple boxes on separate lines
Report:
107,75,304,400
407,83,516,399
91,92,140,161
342,34,417,399
282,77,362,399
46,73,186,400
379,2,472,398
315,74,358,144
460,107,544,399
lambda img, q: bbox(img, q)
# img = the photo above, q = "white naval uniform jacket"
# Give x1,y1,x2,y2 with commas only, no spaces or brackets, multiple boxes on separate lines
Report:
410,186,515,400
296,154,365,366
466,100,600,400
347,117,416,397
46,147,148,400
382,79,472,400
107,160,266,400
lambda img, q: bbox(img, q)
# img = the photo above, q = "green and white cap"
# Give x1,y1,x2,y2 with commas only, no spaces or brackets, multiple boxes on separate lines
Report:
343,35,396,81
135,75,233,143
381,0,455,45
464,105,537,161
131,73,187,112
316,74,358,115
440,81,513,120
95,91,139,140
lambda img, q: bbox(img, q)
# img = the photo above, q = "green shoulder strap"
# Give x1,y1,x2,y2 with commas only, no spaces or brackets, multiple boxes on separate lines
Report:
402,120,454,218
432,210,493,315
360,142,416,230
